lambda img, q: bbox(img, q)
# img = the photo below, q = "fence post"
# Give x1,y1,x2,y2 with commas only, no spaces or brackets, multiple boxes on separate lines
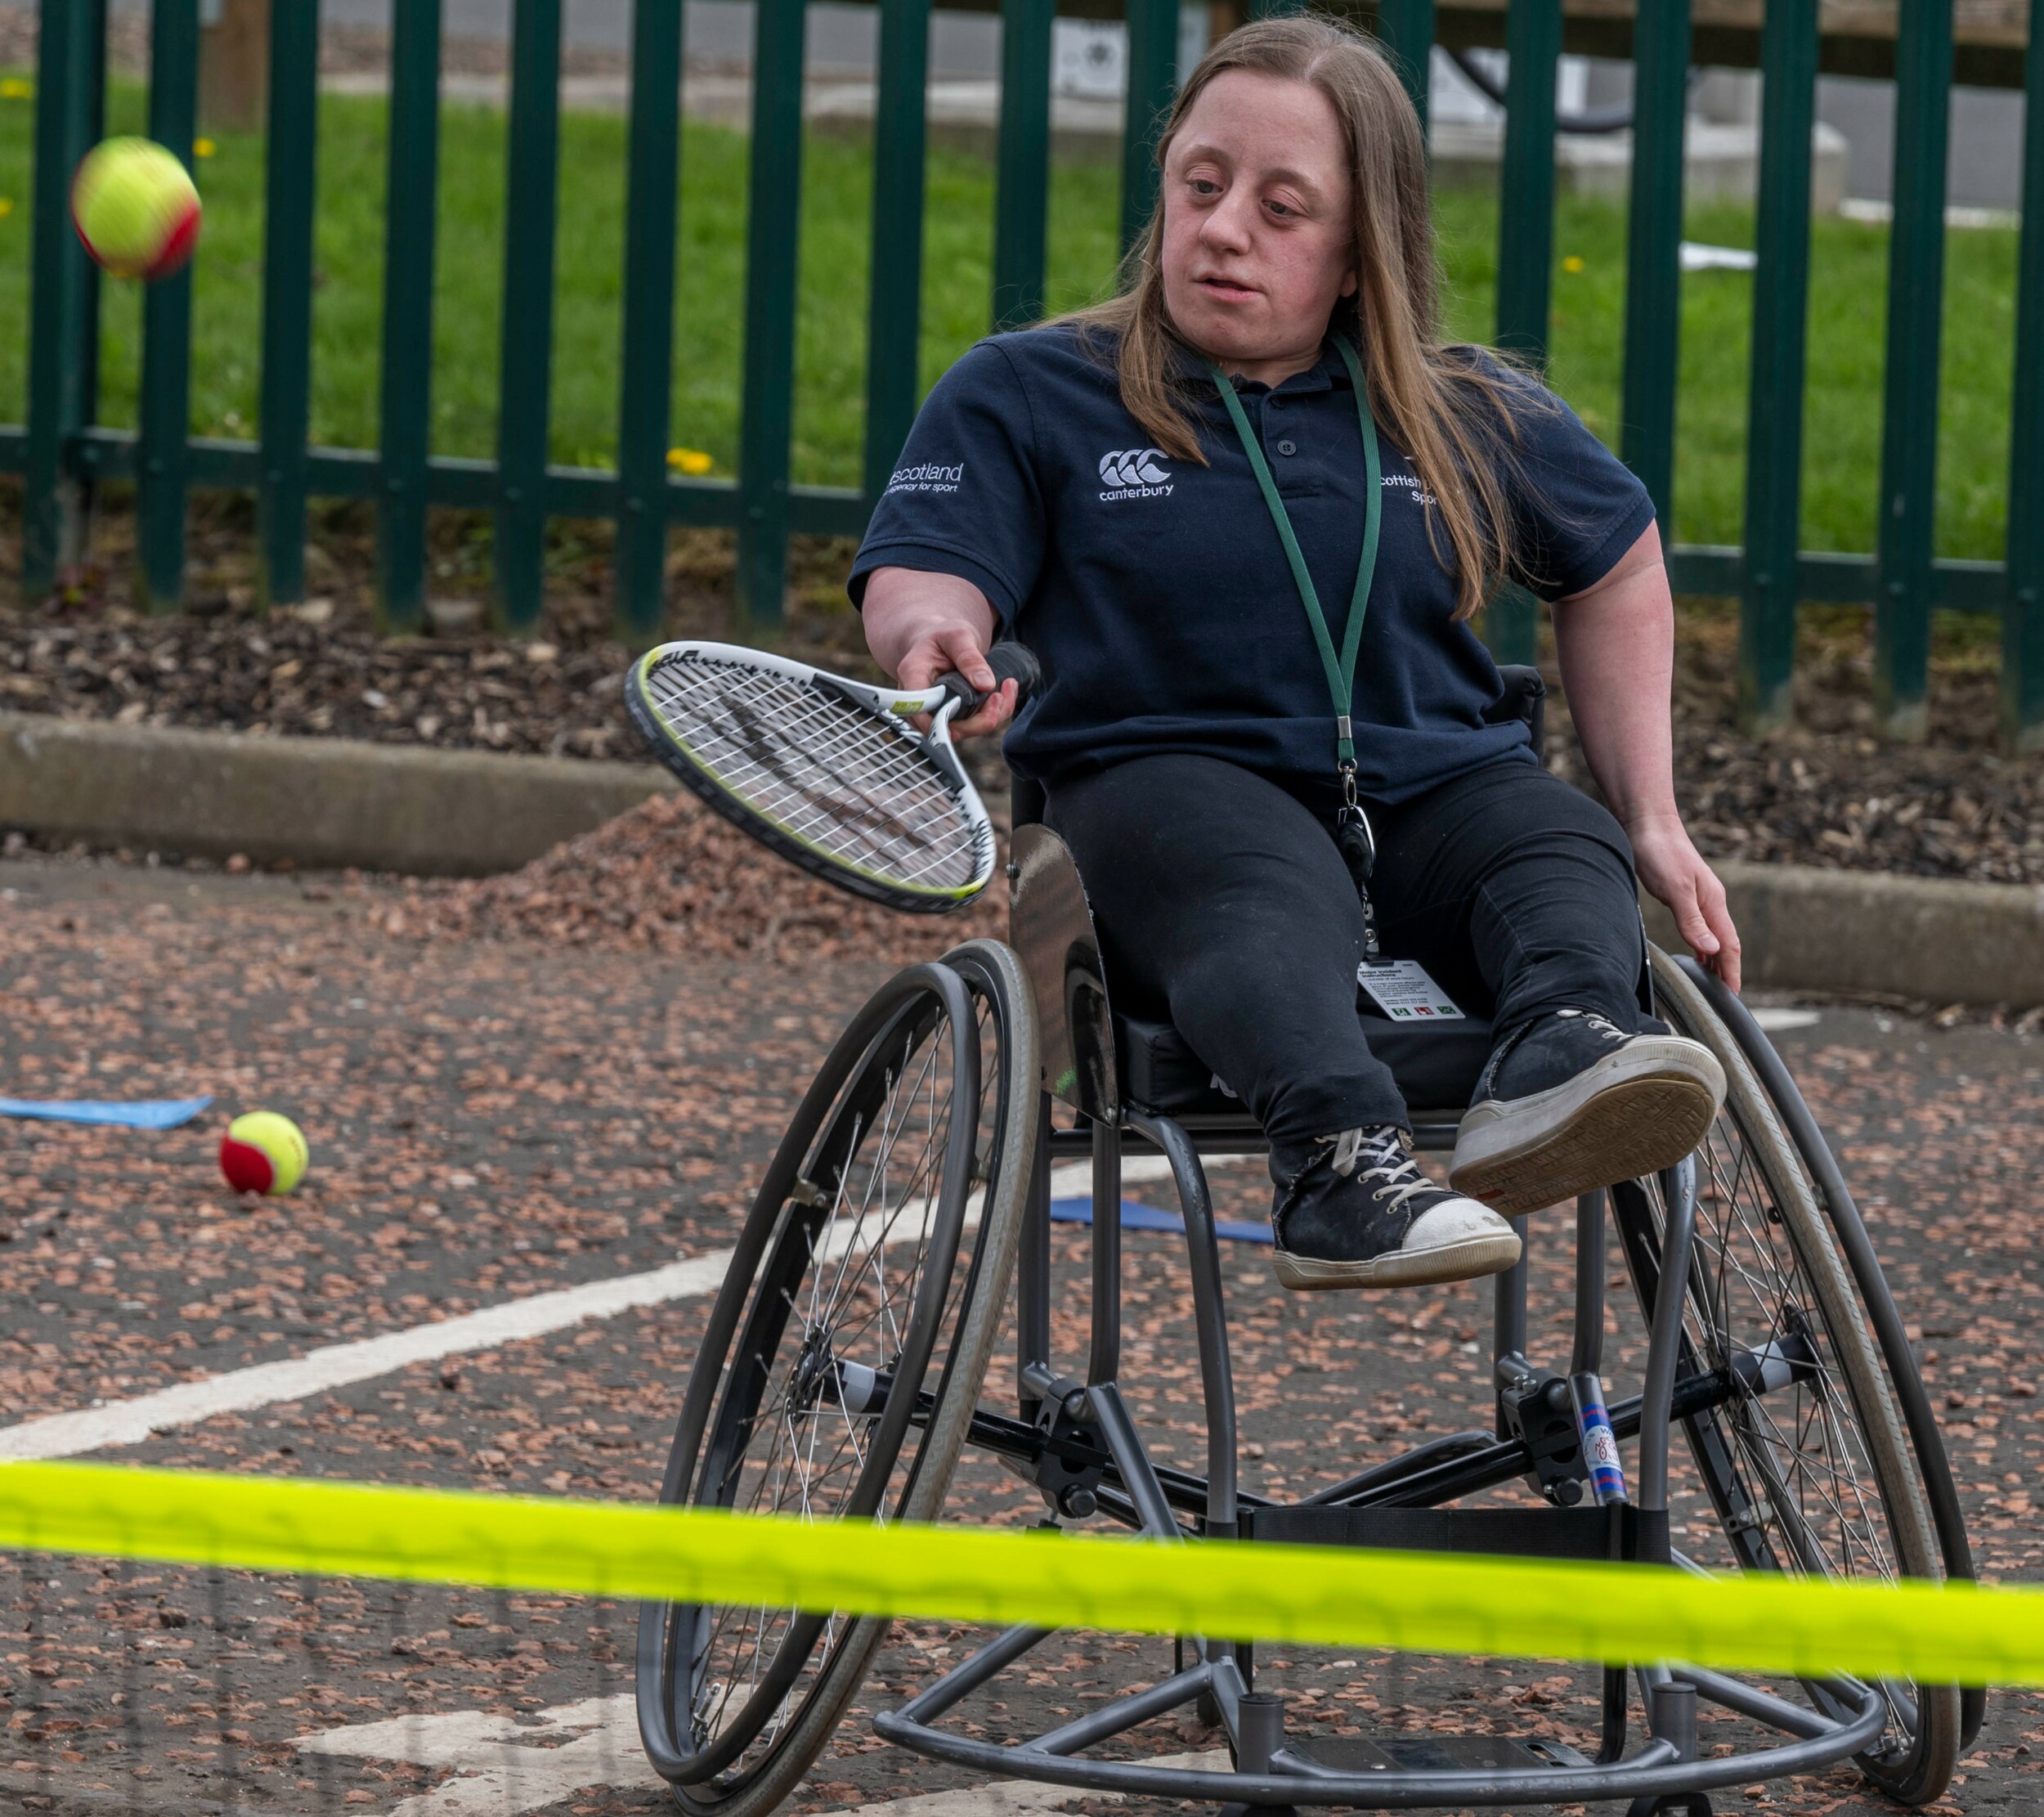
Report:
257,0,320,610
23,0,101,597
1619,0,1689,528
1496,0,1558,367
736,0,807,626
78,2,107,440
1122,0,1181,251
865,0,933,496
1375,0,1435,132
614,0,685,639
1488,0,1560,668
138,0,199,616
1873,0,1954,741
493,0,563,633
377,0,442,634
993,0,1053,330
2003,0,2044,751
1737,0,1818,733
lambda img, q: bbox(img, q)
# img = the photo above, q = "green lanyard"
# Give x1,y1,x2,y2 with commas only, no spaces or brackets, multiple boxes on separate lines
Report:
1207,335,1383,790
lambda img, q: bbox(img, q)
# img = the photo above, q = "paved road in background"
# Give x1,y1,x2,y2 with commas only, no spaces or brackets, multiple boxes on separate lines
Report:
0,851,2037,1815
53,0,2034,204
83,0,1006,83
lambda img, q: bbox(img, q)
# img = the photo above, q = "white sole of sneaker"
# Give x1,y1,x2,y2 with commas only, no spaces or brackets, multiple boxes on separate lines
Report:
1447,1037,1727,1218
1272,1226,1524,1291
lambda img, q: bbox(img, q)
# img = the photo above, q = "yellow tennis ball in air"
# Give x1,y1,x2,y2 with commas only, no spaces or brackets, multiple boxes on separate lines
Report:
219,1111,309,1197
70,137,202,280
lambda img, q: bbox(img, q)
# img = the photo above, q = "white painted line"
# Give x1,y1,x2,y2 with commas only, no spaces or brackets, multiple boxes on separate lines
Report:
808,1747,1233,1817
0,1251,733,1462
0,1153,1260,1465
1092,1153,1257,1191
297,1689,1231,1817
299,1694,661,1816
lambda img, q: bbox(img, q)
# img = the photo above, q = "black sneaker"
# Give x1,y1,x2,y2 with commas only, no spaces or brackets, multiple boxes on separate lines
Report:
1449,1008,1727,1217
1271,1125,1522,1292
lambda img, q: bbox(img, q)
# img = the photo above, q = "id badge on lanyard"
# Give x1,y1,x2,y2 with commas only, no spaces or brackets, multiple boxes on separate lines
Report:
1209,335,1387,958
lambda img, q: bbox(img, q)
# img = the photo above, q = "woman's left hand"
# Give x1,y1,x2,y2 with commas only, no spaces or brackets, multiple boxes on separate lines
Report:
1628,811,1741,992
1553,527,1740,994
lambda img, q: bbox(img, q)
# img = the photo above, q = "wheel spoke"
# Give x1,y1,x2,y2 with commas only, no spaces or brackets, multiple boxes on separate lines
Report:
1647,964,1950,1792
652,965,1017,1796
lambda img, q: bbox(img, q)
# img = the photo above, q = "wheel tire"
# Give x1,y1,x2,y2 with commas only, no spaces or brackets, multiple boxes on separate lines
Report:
1629,948,1960,1806
635,941,1039,1817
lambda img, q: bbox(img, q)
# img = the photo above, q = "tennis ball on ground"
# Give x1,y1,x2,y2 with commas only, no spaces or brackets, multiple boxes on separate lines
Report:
219,1111,309,1197
70,137,201,280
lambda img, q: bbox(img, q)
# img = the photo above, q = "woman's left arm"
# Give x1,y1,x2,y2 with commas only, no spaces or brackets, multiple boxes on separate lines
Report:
1550,523,1742,991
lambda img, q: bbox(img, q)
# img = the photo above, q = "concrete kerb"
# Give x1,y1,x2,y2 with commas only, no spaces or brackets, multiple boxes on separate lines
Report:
0,710,675,879
2,710,2039,1007
1640,864,2044,1012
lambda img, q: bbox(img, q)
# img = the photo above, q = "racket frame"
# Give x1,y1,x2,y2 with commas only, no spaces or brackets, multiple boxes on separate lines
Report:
626,639,997,914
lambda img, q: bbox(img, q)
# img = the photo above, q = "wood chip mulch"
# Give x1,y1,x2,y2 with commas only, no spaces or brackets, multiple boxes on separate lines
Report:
1547,608,2044,887
365,787,1011,967
6,584,2043,931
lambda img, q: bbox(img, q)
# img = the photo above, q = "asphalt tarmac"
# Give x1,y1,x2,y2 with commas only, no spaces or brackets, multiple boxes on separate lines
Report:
0,852,2037,1817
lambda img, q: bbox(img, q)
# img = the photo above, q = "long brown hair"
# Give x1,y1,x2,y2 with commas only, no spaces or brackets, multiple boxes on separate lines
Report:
1062,13,1539,619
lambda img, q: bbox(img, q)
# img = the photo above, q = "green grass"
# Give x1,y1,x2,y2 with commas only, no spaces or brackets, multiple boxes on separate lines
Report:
1431,191,2021,560
0,77,2021,561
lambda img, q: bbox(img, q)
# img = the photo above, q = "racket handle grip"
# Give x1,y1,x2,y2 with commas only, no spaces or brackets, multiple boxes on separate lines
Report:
935,641,1042,716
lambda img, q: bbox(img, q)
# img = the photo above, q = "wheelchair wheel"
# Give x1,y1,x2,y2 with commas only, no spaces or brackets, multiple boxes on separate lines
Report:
1612,949,1961,1806
636,940,1038,1817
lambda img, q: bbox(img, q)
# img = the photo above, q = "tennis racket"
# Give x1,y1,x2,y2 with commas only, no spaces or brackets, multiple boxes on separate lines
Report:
626,639,1042,913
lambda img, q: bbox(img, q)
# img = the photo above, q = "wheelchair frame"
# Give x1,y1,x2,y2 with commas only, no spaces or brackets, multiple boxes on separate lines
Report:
867,770,1978,1813
636,669,1979,1817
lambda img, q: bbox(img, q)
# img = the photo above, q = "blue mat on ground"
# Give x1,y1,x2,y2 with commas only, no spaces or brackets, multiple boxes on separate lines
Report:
0,1094,213,1130
1048,1196,1273,1245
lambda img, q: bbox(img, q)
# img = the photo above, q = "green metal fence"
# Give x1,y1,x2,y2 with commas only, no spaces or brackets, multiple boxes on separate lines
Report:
11,0,2044,743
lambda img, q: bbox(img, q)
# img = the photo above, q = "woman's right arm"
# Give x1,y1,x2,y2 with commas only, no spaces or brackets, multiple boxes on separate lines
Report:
863,566,1015,738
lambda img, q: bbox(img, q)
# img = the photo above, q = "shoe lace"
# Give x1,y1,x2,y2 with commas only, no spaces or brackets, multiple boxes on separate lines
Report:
1332,1126,1436,1214
1559,1007,1629,1044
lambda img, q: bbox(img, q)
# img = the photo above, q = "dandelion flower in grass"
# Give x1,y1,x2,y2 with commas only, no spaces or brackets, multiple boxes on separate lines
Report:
0,199,13,219
1562,255,1586,274
195,137,217,159
0,79,34,101
667,447,714,476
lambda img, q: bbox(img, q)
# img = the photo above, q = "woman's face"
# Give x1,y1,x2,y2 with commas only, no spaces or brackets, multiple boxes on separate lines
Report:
1159,70,1358,380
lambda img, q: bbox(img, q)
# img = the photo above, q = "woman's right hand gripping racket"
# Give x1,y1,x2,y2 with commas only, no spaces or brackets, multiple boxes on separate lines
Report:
625,639,1042,914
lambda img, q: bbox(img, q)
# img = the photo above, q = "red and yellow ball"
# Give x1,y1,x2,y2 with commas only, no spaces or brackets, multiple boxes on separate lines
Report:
70,136,202,281
219,1111,309,1197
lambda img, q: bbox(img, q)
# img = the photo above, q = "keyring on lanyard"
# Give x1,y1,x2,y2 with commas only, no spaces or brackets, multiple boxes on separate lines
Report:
1209,335,1385,957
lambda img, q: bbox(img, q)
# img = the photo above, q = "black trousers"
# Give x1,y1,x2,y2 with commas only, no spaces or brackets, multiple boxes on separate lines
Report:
1047,754,1647,1147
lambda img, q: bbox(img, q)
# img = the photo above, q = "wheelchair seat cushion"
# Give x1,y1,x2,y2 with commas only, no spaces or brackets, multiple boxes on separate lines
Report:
1115,1006,1496,1120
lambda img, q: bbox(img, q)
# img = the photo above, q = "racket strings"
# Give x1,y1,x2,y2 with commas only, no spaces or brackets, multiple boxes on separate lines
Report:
645,658,987,892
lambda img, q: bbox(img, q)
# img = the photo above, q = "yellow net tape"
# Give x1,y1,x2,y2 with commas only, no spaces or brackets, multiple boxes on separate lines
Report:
0,1460,2034,1685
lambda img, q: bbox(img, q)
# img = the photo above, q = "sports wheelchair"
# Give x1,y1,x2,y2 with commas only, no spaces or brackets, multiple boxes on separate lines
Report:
635,670,1980,1816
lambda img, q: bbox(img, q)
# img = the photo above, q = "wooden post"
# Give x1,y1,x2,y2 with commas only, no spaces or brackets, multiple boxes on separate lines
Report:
201,0,270,135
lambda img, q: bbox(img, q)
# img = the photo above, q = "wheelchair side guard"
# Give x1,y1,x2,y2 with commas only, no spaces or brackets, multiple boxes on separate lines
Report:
1010,824,1119,1123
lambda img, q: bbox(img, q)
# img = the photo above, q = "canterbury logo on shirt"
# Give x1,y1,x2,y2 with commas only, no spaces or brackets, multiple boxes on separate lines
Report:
1096,448,1174,500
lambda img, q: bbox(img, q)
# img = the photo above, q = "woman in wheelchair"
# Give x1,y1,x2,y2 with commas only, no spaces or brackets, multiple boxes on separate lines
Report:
851,13,1740,1294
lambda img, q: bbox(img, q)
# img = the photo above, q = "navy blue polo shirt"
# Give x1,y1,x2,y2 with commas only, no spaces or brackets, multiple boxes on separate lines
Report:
848,324,1656,805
